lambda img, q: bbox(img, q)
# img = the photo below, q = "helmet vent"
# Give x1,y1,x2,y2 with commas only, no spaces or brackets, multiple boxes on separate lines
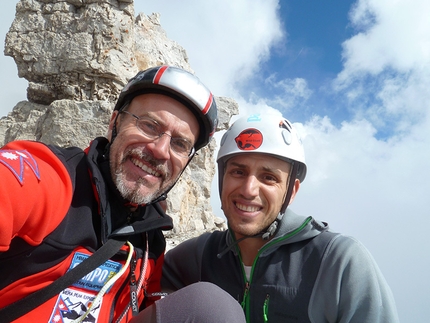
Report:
282,130,292,145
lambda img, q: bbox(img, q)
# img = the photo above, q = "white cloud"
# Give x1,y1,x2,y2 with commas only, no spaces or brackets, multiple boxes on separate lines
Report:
136,0,284,97
295,2,430,319
264,75,312,110
296,114,430,210
376,70,430,124
291,108,430,322
340,0,430,78
333,0,430,136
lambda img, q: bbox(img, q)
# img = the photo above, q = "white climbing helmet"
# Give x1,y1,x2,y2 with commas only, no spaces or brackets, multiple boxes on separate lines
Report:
217,113,307,231
217,113,306,185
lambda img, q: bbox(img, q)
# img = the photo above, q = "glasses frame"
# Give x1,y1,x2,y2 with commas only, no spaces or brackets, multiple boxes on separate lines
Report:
120,110,196,158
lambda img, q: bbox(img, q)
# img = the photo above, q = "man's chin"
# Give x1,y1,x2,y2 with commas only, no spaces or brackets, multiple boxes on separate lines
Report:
129,187,162,205
229,221,263,238
115,171,174,204
115,180,157,204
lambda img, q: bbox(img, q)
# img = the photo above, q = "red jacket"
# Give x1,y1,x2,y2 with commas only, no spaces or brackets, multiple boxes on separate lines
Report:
0,138,173,322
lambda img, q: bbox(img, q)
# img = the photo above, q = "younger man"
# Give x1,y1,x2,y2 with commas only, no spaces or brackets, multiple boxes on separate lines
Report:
162,114,399,323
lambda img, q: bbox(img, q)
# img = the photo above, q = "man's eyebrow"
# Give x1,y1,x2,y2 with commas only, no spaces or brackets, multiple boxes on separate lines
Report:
227,161,281,174
226,161,247,168
261,165,283,175
260,164,275,171
141,111,161,124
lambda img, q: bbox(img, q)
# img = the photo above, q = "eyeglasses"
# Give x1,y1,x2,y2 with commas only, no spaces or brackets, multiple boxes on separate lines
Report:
121,110,195,158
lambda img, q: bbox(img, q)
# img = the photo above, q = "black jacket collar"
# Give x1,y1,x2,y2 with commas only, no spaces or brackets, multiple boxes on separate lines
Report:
86,137,173,242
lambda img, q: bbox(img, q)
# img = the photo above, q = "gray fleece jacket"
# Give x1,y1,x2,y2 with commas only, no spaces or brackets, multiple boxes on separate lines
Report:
162,209,399,323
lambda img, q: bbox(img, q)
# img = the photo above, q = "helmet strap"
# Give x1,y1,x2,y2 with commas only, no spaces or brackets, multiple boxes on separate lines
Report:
150,153,195,205
280,162,299,214
261,162,299,240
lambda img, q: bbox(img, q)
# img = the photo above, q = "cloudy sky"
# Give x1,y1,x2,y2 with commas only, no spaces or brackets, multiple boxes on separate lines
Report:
1,0,429,321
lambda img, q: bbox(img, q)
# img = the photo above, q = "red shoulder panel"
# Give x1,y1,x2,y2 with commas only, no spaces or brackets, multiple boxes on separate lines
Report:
0,141,73,251
0,149,40,184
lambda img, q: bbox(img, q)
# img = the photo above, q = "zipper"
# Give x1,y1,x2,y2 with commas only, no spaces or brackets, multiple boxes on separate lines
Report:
241,281,250,309
239,216,313,323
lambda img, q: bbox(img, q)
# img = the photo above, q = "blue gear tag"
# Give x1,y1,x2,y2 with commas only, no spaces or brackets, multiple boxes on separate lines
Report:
69,252,122,292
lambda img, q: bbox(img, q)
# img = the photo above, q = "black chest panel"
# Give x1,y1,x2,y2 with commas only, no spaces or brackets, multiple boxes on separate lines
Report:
201,231,338,323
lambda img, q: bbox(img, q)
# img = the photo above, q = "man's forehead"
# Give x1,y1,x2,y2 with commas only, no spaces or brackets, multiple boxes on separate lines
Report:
226,153,291,172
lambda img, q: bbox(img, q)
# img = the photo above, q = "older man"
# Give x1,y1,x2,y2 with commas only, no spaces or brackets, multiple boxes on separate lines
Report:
0,66,245,323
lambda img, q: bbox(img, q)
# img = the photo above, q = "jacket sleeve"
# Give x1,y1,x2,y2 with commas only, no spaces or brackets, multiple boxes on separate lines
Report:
161,233,211,292
0,140,73,252
309,234,400,323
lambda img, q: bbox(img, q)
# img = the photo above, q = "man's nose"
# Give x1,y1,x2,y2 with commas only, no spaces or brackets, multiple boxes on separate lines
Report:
241,175,259,197
147,133,171,160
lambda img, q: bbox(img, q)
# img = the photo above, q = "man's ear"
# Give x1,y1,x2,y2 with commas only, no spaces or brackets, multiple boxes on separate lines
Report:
107,110,120,140
159,199,168,212
288,179,301,205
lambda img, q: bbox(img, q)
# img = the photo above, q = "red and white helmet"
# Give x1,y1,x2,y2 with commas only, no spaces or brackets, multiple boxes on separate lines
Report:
114,65,218,151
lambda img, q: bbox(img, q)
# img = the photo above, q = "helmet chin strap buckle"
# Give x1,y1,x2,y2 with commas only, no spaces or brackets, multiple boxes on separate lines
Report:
261,212,283,240
261,221,277,240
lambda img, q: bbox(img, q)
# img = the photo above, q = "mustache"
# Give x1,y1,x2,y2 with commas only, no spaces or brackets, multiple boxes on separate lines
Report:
123,148,171,180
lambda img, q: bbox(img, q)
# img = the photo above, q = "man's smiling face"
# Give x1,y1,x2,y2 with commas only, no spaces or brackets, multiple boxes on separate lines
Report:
221,153,292,239
108,93,199,205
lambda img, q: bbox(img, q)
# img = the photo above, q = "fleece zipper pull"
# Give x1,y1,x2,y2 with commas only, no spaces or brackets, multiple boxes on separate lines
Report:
263,294,270,322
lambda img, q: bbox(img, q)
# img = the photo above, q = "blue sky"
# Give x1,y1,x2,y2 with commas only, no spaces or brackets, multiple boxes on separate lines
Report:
241,1,356,125
1,1,430,322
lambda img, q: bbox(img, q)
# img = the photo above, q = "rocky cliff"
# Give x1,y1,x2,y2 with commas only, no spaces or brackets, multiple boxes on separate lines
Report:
0,0,238,246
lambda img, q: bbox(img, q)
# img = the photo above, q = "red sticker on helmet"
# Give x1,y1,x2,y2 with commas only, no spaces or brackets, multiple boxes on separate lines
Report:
235,128,263,150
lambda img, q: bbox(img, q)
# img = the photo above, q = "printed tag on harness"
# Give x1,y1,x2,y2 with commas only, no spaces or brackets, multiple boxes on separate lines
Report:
0,149,40,185
69,252,122,292
48,252,123,323
49,288,101,323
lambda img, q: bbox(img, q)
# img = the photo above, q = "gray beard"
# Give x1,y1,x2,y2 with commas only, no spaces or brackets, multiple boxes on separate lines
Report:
114,171,159,205
111,147,173,205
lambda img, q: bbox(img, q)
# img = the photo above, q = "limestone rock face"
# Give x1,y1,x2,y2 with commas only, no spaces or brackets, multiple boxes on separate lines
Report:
5,0,135,105
1,0,238,241
4,1,193,105
0,100,112,146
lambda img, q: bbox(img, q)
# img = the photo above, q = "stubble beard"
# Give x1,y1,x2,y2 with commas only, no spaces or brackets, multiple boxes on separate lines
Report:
224,204,276,238
224,209,260,238
230,220,265,238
